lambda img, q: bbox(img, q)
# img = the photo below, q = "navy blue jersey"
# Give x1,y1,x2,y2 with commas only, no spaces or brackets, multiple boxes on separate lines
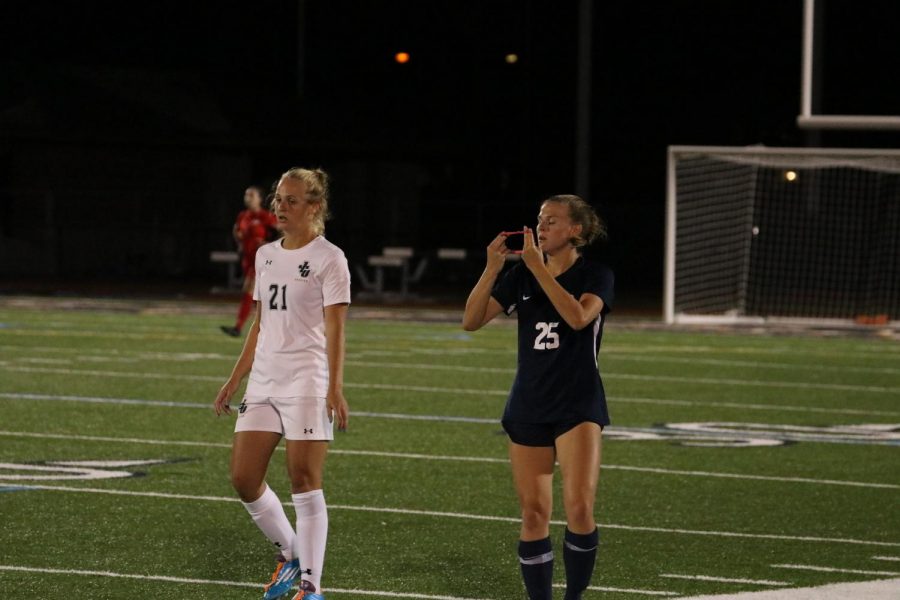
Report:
491,257,614,425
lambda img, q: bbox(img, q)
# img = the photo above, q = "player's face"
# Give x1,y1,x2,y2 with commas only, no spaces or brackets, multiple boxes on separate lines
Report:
536,202,580,254
272,178,319,234
244,188,262,210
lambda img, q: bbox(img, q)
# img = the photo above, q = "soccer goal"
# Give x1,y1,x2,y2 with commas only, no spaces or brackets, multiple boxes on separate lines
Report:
665,146,900,326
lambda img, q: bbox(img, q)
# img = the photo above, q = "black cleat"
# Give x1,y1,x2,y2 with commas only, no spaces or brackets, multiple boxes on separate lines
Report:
220,325,241,337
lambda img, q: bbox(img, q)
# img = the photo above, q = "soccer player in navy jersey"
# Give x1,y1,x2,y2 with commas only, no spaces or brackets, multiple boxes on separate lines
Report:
462,195,613,600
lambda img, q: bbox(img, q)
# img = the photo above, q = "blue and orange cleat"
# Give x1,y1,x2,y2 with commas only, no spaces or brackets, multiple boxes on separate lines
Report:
291,579,324,599
263,557,301,600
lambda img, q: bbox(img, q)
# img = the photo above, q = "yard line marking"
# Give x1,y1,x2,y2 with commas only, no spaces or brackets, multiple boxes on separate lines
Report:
605,372,897,394
4,388,895,418
4,342,898,375
660,574,789,586
601,464,900,490
7,484,900,547
771,563,900,576
551,583,678,596
676,578,900,599
605,353,900,375
873,556,900,562
0,565,490,599
2,363,898,396
614,397,900,417
2,429,897,489
4,392,900,447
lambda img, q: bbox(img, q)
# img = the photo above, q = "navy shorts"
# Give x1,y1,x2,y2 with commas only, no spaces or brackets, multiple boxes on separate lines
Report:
502,420,603,447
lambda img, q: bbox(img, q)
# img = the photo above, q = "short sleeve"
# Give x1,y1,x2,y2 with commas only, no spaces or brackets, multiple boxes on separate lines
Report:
321,253,352,306
252,251,263,301
491,263,522,315
585,264,614,313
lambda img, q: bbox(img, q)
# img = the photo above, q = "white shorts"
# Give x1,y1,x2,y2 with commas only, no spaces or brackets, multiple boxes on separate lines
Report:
234,395,334,441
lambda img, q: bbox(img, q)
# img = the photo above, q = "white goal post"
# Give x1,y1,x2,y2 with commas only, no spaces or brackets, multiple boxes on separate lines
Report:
665,146,900,325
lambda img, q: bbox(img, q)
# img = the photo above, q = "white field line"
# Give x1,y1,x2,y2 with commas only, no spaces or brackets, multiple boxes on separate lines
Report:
873,556,900,562
550,583,678,596
7,344,900,375
771,563,900,576
604,354,900,376
6,483,900,548
2,363,897,396
606,343,900,359
3,391,900,448
2,429,897,490
660,574,789,586
3,342,897,375
2,385,898,420
676,578,900,600
3,324,899,359
0,565,490,600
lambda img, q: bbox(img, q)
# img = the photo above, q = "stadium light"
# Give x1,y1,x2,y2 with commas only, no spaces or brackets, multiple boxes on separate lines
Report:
505,53,519,64
394,52,410,64
784,170,798,182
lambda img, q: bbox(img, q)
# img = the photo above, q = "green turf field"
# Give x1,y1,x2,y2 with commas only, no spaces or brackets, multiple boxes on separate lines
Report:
0,299,898,599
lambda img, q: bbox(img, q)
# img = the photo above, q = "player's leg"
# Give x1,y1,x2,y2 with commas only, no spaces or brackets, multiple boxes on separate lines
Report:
285,440,329,599
233,403,300,599
509,436,556,600
555,422,602,600
221,261,254,336
282,397,334,599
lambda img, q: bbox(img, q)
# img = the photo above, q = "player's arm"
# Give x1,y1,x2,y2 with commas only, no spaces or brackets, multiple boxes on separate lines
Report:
521,226,604,331
233,219,242,246
324,303,349,431
462,233,510,331
214,302,260,415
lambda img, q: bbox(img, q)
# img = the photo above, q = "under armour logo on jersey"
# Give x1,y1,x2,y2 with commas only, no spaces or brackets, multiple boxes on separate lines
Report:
298,261,311,278
304,428,314,434
265,259,273,265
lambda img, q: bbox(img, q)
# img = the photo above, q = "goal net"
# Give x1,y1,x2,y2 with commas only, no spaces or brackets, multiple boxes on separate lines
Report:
665,146,900,325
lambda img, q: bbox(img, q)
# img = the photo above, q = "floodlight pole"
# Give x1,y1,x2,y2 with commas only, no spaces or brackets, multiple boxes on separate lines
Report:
574,0,592,198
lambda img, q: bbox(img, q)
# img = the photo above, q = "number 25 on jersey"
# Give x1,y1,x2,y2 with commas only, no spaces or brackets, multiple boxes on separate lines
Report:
534,322,560,350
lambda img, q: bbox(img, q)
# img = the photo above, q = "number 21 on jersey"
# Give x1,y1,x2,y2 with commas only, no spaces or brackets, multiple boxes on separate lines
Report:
269,284,287,310
534,321,559,350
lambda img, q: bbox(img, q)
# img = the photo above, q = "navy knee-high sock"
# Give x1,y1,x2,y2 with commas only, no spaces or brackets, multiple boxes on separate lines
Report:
563,527,599,600
518,537,553,600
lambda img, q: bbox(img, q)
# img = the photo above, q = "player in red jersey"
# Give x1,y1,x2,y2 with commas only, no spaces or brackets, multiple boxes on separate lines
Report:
221,185,278,337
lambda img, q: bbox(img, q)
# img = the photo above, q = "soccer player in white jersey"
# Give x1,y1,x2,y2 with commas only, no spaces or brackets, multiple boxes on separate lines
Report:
214,167,350,600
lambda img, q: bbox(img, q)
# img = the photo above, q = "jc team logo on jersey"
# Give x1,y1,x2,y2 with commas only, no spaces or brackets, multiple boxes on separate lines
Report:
298,261,311,278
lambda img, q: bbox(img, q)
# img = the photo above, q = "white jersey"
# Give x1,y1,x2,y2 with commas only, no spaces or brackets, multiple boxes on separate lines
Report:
246,236,351,397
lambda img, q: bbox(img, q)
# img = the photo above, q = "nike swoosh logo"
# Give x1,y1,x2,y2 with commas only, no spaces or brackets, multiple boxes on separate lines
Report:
523,295,531,300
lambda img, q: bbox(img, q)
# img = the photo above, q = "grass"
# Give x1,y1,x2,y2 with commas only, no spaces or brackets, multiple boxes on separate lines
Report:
0,299,898,599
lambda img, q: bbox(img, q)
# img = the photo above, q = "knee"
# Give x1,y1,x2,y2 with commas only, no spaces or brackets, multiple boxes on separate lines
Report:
288,467,321,493
230,471,264,503
564,496,595,529
520,499,552,532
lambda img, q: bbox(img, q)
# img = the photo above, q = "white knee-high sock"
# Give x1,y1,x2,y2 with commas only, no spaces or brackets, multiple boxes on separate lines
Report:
292,489,328,592
242,484,296,561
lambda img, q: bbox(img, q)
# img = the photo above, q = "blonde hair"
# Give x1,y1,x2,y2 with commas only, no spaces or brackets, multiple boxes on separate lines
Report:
280,167,331,235
543,194,607,248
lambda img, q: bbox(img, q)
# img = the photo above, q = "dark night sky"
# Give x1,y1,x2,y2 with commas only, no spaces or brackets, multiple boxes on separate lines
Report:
2,0,899,297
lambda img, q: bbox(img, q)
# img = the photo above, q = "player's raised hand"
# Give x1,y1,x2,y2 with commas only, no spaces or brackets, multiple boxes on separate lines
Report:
486,232,511,273
521,226,543,272
213,380,238,416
